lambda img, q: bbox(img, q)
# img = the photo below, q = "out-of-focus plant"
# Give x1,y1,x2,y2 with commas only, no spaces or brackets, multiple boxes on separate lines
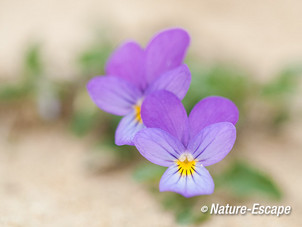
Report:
0,44,60,120
215,160,282,200
0,44,42,101
184,58,301,130
70,36,136,166
69,35,114,137
77,35,113,77
69,89,100,136
262,64,302,97
183,59,254,114
260,64,302,127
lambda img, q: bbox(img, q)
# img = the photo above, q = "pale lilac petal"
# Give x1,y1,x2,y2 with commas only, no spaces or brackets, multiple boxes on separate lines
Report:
187,122,236,166
145,28,190,84
115,111,145,146
105,42,146,90
145,64,191,100
87,76,142,116
134,128,185,167
159,164,214,197
189,96,239,139
141,90,189,146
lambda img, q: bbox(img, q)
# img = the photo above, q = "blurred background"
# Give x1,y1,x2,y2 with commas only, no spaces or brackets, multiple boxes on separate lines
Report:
0,0,301,226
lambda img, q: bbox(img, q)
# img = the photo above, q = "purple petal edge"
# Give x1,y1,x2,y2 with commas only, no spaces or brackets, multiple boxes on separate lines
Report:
159,164,214,197
134,128,185,167
188,122,236,166
87,76,142,116
115,111,145,146
145,28,190,84
141,90,189,146
145,64,191,100
189,96,239,139
105,41,146,90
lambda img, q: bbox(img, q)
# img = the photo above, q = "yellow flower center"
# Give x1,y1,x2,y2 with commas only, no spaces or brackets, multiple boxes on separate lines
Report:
134,104,142,123
176,153,196,176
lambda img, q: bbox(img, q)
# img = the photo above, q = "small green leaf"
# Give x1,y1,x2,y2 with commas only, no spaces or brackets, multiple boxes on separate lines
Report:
183,62,253,116
133,162,165,182
0,84,31,101
78,43,112,76
99,139,137,161
175,207,195,225
24,44,43,81
215,160,282,200
70,110,98,136
261,64,302,98
161,193,209,225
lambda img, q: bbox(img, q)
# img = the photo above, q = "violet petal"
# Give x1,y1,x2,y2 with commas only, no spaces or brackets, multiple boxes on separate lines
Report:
189,96,239,139
145,64,191,100
105,42,146,90
145,28,190,84
115,111,145,146
187,122,236,166
141,90,189,146
87,76,142,116
159,164,214,197
134,128,185,167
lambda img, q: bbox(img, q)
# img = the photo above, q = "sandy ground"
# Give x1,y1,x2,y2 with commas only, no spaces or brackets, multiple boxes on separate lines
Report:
0,123,178,227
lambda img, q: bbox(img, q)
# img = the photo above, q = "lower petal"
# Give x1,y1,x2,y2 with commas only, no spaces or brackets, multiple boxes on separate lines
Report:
159,164,214,198
115,111,145,146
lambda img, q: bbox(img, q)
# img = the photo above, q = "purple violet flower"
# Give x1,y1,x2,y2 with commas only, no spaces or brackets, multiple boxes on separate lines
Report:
133,90,239,197
87,28,191,146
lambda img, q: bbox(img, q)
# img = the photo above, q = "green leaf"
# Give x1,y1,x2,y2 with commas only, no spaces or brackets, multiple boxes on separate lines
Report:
78,42,112,76
160,193,210,225
98,139,137,161
183,62,253,115
215,160,282,200
0,44,44,101
175,207,195,225
0,84,31,101
69,110,98,136
132,162,165,182
261,64,302,98
24,44,43,81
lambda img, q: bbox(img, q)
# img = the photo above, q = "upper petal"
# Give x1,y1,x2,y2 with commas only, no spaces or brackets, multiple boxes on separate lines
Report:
159,164,214,197
87,76,142,116
105,42,146,90
141,90,189,146
134,128,185,167
187,122,236,166
115,111,145,146
189,96,239,139
145,28,190,84
145,64,191,100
